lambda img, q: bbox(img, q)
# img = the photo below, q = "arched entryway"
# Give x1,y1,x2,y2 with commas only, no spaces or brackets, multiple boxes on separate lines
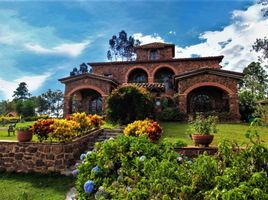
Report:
69,89,103,114
187,86,229,114
128,68,148,83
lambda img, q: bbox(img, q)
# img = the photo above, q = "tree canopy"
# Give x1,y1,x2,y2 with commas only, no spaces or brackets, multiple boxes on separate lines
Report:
107,30,141,61
240,62,268,99
12,82,31,100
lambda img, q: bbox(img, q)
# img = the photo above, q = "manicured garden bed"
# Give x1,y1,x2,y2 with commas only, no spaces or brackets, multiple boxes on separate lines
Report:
160,122,268,146
0,172,74,200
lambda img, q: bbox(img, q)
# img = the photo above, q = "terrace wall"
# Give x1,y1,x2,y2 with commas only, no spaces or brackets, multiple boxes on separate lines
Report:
0,129,103,174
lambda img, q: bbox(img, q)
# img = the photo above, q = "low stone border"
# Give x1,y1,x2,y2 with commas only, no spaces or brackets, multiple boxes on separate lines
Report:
0,129,103,174
175,146,218,157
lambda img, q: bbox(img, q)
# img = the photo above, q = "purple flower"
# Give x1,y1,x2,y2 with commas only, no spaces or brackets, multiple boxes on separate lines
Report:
92,166,100,173
72,169,79,177
84,180,94,194
80,153,86,161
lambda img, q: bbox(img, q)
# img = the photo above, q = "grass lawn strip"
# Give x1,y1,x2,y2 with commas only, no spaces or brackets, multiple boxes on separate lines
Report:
0,172,74,200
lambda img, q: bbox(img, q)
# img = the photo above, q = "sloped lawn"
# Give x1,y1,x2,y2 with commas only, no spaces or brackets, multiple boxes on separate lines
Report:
161,122,268,146
0,173,74,200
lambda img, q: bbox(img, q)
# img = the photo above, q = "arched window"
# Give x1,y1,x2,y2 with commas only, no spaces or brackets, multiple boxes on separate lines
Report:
154,67,174,83
128,68,148,83
149,49,158,60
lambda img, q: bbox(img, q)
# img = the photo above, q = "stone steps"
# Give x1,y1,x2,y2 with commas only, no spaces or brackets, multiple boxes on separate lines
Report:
61,129,122,176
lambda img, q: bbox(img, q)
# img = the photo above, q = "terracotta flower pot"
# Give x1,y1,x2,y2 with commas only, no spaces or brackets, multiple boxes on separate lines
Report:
191,134,214,147
17,130,33,142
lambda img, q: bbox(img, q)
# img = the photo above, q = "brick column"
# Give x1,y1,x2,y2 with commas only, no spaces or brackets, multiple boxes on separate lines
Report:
178,94,187,113
148,76,154,83
63,96,71,117
102,95,108,113
229,94,240,122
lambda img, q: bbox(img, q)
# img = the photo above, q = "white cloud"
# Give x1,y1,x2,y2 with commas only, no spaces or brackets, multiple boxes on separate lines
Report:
0,72,51,100
133,33,165,44
175,3,268,72
134,3,268,72
25,40,90,57
0,9,90,58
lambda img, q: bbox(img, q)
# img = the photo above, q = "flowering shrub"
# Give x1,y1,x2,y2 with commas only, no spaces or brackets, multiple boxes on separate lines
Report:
71,112,92,133
75,133,268,199
88,114,103,127
123,119,162,141
49,119,80,142
31,119,54,141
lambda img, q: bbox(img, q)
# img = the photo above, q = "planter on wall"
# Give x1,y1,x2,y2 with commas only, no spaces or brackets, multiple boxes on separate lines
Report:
191,134,214,147
17,130,33,142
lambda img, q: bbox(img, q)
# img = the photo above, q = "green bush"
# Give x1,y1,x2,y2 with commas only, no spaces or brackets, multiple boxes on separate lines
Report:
75,133,268,199
158,107,187,121
106,85,154,124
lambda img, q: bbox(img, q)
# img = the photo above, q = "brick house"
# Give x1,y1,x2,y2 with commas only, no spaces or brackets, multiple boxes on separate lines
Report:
59,42,243,121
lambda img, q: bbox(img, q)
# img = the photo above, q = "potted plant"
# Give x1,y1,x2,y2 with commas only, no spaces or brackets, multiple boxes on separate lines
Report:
188,114,218,147
17,126,33,142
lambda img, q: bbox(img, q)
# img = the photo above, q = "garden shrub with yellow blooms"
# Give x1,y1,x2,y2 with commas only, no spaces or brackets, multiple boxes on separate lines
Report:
124,119,162,141
71,112,92,133
49,119,80,142
31,112,103,143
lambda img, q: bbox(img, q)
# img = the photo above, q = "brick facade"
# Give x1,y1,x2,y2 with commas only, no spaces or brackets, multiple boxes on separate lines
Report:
59,42,243,121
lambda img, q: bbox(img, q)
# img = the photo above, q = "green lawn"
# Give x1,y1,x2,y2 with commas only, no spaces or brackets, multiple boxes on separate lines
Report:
0,172,74,200
160,122,268,146
0,121,36,141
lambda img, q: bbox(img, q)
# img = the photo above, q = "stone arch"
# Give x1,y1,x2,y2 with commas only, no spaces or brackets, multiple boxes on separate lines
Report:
152,65,176,79
183,82,234,96
66,85,106,98
125,66,150,83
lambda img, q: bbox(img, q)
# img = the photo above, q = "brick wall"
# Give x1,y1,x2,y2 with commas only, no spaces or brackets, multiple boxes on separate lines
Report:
91,59,221,84
0,129,103,174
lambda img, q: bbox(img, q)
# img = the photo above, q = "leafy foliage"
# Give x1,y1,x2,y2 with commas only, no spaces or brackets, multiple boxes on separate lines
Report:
188,114,218,135
253,37,268,62
12,82,31,100
107,30,141,61
37,89,64,118
106,85,154,124
75,131,268,199
239,62,268,99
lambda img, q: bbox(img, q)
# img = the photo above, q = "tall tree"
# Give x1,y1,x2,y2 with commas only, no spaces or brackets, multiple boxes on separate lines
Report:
240,62,268,99
41,89,63,117
13,82,31,100
107,30,141,61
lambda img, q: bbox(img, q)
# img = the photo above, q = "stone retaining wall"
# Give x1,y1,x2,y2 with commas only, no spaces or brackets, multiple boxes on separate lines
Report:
0,129,103,174
175,146,218,158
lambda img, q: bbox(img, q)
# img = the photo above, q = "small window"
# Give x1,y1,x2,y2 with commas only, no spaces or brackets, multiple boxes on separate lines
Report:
149,49,158,60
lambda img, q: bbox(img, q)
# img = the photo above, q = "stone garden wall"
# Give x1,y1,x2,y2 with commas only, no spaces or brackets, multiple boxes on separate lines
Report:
0,129,103,174
175,146,218,158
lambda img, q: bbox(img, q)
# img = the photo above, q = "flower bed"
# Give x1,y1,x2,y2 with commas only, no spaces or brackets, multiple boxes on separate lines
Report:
31,112,103,142
74,133,268,199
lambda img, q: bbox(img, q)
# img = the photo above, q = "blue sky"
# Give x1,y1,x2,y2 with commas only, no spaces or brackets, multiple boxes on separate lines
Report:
0,0,267,100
